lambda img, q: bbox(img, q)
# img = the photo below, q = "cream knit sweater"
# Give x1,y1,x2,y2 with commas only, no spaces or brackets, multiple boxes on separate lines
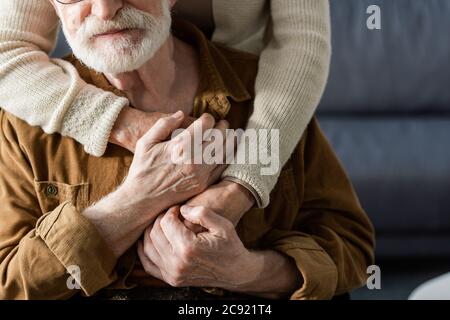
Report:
0,0,331,208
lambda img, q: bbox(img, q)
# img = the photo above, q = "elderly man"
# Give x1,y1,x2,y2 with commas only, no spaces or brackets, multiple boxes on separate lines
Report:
0,0,374,300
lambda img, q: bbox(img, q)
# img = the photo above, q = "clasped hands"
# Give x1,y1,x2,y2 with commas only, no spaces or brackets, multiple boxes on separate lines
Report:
109,110,257,288
87,109,299,298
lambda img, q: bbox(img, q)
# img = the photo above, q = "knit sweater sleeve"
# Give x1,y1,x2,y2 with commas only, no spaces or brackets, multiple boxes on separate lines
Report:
0,0,128,156
220,0,332,207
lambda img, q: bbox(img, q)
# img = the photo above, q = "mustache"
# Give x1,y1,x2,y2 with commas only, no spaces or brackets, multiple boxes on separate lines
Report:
76,6,160,39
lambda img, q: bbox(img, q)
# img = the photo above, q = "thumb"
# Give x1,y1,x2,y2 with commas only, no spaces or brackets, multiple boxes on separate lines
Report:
180,205,231,236
139,111,185,148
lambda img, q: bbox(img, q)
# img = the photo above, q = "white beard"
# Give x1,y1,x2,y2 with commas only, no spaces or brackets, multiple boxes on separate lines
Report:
62,2,171,74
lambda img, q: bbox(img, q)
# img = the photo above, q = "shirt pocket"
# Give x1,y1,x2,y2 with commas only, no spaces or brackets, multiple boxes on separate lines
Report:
34,181,90,213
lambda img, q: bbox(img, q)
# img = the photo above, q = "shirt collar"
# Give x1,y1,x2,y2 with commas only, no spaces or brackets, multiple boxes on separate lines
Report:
88,18,252,119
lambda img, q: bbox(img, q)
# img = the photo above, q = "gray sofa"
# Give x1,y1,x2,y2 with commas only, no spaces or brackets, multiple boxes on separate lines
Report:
51,0,450,258
319,0,450,258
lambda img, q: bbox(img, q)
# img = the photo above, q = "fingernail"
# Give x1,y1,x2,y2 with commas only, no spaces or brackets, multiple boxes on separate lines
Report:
203,113,214,121
173,111,184,119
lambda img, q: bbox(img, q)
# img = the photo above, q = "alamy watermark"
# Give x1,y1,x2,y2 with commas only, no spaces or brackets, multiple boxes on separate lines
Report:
366,265,381,290
367,5,382,30
170,122,280,176
66,265,81,290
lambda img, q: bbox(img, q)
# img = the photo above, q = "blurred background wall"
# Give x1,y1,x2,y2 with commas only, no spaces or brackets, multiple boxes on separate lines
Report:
319,0,450,258
318,0,450,299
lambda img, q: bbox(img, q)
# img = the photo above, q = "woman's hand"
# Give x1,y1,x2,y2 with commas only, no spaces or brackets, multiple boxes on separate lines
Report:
110,106,194,153
183,180,255,233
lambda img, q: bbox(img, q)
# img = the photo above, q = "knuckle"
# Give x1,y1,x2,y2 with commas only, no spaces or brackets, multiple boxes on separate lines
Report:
157,117,170,125
168,277,183,288
195,206,209,219
149,227,158,241
158,213,169,228
192,182,207,194
175,263,187,276
180,244,194,260
222,219,234,234
160,214,170,229
143,241,152,257
183,164,197,176
135,138,147,151
170,139,184,155
168,266,186,287
180,166,209,192
155,118,170,130
142,264,152,274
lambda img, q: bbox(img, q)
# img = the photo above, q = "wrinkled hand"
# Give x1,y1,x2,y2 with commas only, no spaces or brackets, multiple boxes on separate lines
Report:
137,206,255,289
121,112,229,217
110,106,195,153
183,180,255,233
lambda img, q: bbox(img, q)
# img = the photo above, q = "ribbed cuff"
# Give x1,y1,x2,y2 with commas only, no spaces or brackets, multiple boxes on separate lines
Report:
85,95,128,157
222,165,279,208
59,85,128,157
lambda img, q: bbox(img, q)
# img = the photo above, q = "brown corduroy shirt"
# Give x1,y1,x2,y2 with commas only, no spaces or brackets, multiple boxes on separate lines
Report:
0,20,374,300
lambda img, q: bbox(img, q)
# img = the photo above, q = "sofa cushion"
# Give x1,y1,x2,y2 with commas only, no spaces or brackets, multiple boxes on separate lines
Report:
319,0,450,114
319,116,450,234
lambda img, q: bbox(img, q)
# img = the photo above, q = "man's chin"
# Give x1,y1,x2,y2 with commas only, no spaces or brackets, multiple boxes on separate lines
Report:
71,42,152,74
84,58,146,75
71,51,135,74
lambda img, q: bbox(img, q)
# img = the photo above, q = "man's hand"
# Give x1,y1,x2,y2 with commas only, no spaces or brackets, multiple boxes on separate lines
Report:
184,180,255,233
122,112,229,213
83,112,228,257
111,107,255,232
137,206,253,289
137,206,302,298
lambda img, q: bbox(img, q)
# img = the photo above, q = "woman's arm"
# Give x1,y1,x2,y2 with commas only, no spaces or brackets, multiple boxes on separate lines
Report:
219,0,332,208
0,0,130,156
0,0,331,216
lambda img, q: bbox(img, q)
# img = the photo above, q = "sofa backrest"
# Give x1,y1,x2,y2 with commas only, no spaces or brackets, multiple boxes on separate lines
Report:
318,0,450,114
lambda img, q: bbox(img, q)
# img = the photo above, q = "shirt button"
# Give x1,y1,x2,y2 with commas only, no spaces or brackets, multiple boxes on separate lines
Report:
46,184,58,197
